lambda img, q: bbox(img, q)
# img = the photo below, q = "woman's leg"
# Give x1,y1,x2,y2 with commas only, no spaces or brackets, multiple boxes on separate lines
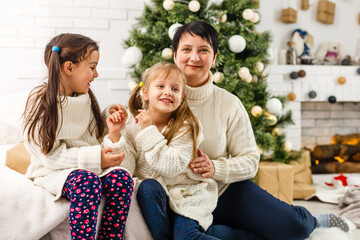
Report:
98,169,134,240
172,214,220,240
137,179,173,240
212,180,316,240
62,170,102,240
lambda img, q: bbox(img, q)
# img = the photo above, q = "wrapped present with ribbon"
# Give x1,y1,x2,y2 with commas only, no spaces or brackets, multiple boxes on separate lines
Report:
256,161,294,204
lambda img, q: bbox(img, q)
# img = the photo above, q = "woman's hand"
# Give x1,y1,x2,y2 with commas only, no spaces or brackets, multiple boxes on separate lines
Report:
190,149,215,178
106,110,127,142
101,147,125,169
135,109,153,130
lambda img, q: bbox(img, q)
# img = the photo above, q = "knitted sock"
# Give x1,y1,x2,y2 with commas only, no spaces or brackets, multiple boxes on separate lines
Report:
314,213,349,232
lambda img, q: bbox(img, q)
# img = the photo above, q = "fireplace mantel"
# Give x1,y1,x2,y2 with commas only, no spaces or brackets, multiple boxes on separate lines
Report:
265,65,360,150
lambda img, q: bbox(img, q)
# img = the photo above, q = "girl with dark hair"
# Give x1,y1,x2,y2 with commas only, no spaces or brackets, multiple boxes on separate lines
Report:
106,62,220,239
23,33,133,240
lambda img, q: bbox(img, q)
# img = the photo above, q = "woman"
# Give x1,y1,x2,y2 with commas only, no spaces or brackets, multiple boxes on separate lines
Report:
136,20,349,240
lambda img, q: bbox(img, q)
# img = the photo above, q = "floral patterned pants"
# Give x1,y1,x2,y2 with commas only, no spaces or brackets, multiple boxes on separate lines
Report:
62,169,133,240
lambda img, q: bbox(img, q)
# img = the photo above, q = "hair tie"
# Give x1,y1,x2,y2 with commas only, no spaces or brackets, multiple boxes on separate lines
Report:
52,46,60,53
183,94,186,99
139,82,144,88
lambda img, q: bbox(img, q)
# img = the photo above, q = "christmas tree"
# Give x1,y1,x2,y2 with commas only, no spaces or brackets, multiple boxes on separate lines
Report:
122,0,300,163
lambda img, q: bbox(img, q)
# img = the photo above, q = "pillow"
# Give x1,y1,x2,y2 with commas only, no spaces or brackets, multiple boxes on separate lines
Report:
0,90,30,145
5,142,31,174
0,119,22,145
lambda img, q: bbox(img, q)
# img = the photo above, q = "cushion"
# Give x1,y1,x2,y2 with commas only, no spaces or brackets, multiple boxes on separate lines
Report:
5,142,31,174
0,90,30,145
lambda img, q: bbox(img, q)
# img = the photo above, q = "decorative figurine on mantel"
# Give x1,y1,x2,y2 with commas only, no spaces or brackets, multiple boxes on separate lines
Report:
286,41,297,65
315,41,347,65
291,29,314,65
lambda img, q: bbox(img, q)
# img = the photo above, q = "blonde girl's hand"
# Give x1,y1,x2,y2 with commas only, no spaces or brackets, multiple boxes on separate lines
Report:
109,104,128,117
134,109,153,130
101,147,125,169
106,110,127,142
190,149,215,178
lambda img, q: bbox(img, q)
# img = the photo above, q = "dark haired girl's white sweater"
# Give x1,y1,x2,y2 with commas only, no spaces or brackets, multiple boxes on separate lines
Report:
185,73,260,195
24,93,127,200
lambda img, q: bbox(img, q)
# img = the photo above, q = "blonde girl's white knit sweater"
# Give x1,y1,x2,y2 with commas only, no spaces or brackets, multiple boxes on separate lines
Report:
24,93,127,200
185,73,260,195
103,120,218,231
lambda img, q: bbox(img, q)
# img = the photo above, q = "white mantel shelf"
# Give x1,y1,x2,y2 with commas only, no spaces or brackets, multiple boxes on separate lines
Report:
265,65,360,151
266,65,360,102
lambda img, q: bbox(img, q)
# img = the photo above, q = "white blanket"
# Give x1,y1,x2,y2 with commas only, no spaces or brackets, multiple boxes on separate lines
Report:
0,163,153,240
0,165,69,240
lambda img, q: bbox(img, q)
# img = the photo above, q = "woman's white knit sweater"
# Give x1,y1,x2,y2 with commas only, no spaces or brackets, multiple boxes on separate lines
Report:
24,93,126,200
185,73,260,195
103,120,218,231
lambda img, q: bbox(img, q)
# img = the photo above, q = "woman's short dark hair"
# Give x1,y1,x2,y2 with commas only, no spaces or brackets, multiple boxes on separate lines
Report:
172,20,218,56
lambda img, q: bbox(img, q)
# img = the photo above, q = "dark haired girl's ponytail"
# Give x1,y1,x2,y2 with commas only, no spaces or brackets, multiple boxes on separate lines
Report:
41,48,62,153
128,85,143,116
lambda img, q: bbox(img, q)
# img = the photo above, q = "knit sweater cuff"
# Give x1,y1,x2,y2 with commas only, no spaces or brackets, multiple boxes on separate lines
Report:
102,134,127,154
78,145,102,174
136,125,164,151
212,158,229,183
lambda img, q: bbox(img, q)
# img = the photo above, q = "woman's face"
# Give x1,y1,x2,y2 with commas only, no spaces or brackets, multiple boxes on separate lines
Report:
174,33,217,87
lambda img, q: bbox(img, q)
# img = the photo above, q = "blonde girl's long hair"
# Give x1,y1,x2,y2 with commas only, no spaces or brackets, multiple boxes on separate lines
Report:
128,62,200,162
22,33,105,154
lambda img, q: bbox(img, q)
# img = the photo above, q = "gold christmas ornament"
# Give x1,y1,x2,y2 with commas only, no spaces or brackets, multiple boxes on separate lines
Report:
163,0,175,10
161,48,173,59
251,105,263,117
242,9,254,20
284,141,293,151
238,67,250,78
337,76,346,85
213,72,224,83
188,0,201,12
250,12,260,23
272,127,281,136
287,92,296,101
255,62,264,72
252,75,258,83
220,13,227,23
242,74,252,83
266,113,277,125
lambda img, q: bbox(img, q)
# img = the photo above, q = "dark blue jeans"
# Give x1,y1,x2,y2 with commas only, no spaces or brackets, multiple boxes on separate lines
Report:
137,179,316,240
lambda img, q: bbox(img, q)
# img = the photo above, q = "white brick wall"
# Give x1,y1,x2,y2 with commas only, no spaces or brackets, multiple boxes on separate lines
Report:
0,0,144,108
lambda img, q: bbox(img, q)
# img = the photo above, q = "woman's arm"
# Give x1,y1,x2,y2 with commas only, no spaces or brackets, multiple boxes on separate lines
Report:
212,99,260,183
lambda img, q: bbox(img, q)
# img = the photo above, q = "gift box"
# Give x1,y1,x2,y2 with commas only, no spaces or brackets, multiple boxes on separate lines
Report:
281,8,297,24
6,142,31,174
293,183,316,199
251,0,259,9
290,150,316,199
317,0,335,24
256,161,294,204
290,150,313,185
301,0,309,10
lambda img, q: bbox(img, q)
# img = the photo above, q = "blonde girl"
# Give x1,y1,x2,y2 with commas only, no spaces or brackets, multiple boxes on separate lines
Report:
23,33,133,240
105,62,219,239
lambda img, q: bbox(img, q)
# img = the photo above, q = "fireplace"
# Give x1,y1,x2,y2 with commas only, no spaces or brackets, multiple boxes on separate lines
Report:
267,65,360,173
